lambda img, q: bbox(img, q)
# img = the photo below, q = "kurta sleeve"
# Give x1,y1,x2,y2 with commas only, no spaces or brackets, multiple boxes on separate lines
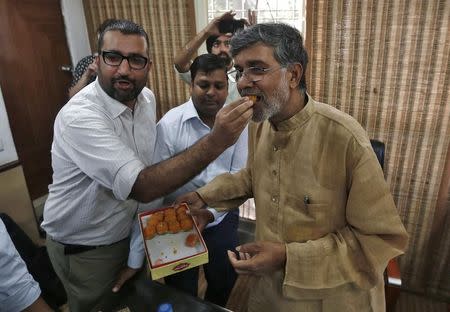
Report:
197,124,254,210
282,138,409,299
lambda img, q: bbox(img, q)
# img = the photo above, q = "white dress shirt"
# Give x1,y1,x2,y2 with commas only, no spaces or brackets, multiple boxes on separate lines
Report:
154,98,248,225
0,219,41,312
42,79,157,252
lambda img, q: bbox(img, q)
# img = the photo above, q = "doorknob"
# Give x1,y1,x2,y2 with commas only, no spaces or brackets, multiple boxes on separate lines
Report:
60,65,72,72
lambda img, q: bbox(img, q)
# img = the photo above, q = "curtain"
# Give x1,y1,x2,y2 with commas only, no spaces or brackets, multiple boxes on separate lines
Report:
83,0,196,118
306,0,450,298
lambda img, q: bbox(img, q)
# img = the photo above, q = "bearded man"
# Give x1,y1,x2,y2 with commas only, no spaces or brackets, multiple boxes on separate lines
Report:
177,23,408,312
42,19,253,312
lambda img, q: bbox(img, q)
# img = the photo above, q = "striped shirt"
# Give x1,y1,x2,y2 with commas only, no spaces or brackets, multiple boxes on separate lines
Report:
42,79,157,246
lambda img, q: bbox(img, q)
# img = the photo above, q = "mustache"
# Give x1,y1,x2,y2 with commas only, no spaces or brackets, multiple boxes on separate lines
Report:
112,75,134,84
240,89,263,98
218,52,230,58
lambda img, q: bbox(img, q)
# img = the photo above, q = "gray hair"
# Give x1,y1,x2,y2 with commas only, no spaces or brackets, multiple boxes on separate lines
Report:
230,23,308,91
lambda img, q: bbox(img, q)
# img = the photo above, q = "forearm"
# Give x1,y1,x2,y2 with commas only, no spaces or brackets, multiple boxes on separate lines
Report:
130,134,225,203
23,297,53,312
68,75,90,98
174,28,210,73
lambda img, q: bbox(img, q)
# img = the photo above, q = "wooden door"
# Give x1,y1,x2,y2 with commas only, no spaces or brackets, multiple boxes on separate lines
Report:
0,0,72,199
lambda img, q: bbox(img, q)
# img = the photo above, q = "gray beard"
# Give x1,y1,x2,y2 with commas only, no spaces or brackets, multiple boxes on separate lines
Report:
252,75,289,122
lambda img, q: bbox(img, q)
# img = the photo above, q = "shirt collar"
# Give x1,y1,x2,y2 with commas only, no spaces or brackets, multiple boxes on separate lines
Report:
271,93,314,131
181,98,201,123
94,78,140,119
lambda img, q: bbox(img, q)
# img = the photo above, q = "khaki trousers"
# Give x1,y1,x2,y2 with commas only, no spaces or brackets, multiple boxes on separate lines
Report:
46,237,129,312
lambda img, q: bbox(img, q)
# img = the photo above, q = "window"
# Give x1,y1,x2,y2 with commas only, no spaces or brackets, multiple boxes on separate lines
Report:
208,0,306,34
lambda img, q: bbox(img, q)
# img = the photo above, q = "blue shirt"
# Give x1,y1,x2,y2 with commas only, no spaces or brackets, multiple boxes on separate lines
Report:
153,98,248,226
0,219,41,312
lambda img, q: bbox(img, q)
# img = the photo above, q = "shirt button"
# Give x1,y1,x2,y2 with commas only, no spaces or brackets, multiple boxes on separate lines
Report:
273,146,278,151
272,196,277,202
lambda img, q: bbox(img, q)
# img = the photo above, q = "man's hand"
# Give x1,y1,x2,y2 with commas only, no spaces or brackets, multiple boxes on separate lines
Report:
174,192,211,231
85,61,98,78
189,208,214,232
205,10,237,36
174,191,206,210
209,97,253,149
112,266,139,293
247,9,257,25
227,241,286,275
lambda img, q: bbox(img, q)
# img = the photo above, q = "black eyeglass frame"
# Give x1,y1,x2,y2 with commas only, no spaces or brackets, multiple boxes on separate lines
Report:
101,50,149,70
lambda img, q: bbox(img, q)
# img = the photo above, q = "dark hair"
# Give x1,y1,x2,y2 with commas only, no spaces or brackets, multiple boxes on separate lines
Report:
206,35,219,53
97,19,119,36
190,54,228,81
230,23,309,91
97,19,150,56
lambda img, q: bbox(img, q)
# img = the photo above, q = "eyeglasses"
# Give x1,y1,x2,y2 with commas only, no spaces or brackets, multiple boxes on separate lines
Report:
101,50,148,70
229,66,284,83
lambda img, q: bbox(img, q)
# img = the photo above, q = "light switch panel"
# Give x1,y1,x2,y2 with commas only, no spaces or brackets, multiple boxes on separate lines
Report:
0,138,4,152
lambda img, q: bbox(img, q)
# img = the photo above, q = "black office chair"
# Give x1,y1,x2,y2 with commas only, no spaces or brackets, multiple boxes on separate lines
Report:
369,140,401,312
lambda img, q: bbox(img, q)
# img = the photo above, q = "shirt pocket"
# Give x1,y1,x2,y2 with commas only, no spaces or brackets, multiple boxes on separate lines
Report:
283,202,333,242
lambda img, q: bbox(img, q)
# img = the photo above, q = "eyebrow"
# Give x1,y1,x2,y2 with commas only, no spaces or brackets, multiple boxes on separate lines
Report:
104,50,147,58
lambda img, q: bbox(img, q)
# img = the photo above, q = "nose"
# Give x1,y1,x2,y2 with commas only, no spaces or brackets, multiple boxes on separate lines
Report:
237,75,254,89
206,87,216,97
117,58,131,75
218,43,229,53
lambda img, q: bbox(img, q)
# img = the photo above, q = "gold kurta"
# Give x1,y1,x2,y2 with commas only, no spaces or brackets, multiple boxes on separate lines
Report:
197,96,408,312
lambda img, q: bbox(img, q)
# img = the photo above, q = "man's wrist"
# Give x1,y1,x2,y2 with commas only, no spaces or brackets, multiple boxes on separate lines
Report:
204,132,227,155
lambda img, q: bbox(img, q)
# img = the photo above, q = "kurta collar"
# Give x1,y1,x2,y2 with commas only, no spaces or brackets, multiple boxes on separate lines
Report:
270,93,314,131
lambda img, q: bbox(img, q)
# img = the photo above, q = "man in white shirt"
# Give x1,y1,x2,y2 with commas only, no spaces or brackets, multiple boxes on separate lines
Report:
41,19,253,312
0,219,52,312
153,54,247,306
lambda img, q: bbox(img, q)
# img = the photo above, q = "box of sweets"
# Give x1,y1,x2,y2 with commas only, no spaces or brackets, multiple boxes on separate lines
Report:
138,203,208,280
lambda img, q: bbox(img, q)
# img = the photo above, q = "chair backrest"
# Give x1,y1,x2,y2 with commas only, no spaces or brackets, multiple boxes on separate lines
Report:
370,139,385,170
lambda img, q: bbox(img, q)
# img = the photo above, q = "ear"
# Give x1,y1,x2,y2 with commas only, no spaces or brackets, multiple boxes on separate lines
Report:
288,63,303,89
146,60,153,73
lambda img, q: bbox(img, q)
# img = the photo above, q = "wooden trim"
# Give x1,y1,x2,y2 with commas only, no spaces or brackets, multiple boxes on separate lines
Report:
305,0,314,92
187,0,197,58
0,160,20,173
82,0,96,54
423,141,450,285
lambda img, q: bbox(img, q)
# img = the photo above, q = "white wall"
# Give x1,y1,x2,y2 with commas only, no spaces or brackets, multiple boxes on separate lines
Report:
61,0,91,66
0,87,18,166
194,0,208,55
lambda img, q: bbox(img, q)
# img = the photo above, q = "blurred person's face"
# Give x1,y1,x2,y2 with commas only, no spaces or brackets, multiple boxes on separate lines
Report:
96,30,151,109
211,35,233,67
191,69,228,124
234,43,290,123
